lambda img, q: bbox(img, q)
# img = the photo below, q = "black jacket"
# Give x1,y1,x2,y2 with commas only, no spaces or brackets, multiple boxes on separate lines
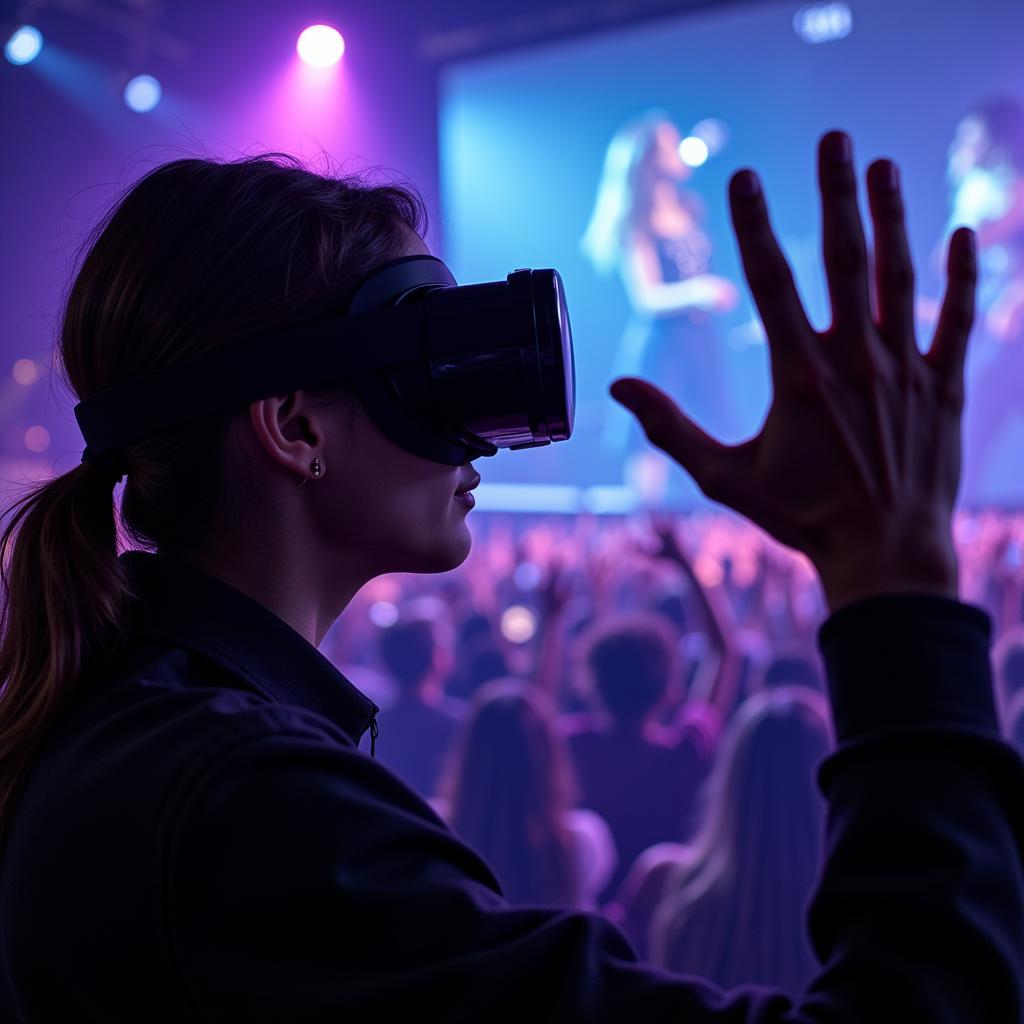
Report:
1,550,1021,1021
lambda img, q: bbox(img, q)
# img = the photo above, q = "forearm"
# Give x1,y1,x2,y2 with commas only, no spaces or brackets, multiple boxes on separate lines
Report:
533,610,567,699
629,278,704,316
807,594,1024,1021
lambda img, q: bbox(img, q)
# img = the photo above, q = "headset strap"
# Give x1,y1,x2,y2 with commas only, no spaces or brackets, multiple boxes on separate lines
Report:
75,304,429,459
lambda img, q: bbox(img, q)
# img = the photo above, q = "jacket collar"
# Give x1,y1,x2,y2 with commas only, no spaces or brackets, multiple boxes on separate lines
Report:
118,550,379,746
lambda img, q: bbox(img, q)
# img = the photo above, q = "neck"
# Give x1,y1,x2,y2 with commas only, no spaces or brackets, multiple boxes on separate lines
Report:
173,529,368,648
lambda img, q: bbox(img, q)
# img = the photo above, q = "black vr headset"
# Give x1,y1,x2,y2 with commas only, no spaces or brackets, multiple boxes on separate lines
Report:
75,255,576,469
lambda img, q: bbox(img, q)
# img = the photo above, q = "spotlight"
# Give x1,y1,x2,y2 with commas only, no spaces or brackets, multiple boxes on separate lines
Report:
296,25,345,68
678,136,710,168
124,75,162,113
5,25,43,66
793,2,853,44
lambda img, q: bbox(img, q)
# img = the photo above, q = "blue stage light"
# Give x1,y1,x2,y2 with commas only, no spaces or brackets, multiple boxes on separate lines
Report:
5,25,43,66
793,2,853,44
296,25,345,68
124,75,162,113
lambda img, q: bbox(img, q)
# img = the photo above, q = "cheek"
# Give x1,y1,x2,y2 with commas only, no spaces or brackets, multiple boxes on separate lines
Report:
319,469,471,573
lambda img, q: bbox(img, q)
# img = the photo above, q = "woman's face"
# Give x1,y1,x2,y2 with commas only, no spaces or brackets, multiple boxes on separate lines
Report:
652,121,691,182
309,230,483,579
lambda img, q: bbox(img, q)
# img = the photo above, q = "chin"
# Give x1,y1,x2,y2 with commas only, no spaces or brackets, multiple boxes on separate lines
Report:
404,525,472,575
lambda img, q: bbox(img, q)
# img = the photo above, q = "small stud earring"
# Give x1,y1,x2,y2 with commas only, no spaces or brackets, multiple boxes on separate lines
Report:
311,457,322,479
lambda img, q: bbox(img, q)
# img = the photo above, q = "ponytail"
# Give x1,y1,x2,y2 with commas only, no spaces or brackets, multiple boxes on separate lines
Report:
0,462,136,843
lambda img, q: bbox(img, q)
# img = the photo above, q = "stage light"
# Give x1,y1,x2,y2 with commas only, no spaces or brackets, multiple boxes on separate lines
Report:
691,118,730,157
5,25,43,66
12,359,39,386
500,605,537,644
24,425,50,453
793,2,853,44
679,135,710,168
124,75,162,113
296,25,345,68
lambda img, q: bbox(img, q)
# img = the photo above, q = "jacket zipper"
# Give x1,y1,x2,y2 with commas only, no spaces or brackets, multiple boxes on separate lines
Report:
369,715,379,758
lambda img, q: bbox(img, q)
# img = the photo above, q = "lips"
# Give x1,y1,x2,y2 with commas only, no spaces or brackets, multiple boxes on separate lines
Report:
455,472,481,496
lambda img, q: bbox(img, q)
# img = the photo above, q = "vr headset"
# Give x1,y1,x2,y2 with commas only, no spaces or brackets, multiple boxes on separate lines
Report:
75,255,576,468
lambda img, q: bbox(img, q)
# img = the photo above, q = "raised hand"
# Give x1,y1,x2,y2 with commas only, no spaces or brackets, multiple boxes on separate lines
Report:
610,132,977,611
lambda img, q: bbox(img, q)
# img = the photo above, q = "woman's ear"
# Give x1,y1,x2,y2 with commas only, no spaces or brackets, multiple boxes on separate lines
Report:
247,391,325,480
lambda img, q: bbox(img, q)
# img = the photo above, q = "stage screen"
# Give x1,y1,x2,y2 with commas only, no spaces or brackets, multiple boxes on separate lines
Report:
439,0,1024,512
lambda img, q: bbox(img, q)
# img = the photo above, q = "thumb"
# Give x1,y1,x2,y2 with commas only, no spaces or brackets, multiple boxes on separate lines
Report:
609,377,729,499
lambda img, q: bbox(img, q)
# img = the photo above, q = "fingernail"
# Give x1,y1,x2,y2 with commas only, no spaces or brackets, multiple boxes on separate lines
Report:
824,132,851,162
880,160,899,190
733,170,761,198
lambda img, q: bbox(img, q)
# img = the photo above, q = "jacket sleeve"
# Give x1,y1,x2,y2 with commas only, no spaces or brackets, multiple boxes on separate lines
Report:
164,595,1024,1023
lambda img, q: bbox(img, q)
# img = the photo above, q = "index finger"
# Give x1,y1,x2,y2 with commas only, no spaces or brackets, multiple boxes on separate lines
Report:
729,170,814,375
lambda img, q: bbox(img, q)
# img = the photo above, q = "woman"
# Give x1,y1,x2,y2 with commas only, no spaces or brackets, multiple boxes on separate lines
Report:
0,136,1015,1022
433,678,616,909
941,98,1024,503
581,110,738,499
610,687,830,991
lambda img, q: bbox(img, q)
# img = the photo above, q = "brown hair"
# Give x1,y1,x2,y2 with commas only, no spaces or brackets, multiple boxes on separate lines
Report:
649,687,832,993
0,154,425,844
576,610,680,727
439,678,580,906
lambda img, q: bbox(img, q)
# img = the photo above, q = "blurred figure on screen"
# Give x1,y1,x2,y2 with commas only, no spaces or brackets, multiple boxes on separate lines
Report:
942,97,1024,503
581,110,738,500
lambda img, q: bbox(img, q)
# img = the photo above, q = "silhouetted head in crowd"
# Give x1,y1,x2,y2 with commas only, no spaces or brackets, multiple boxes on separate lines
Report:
379,601,454,700
577,611,680,732
438,679,579,906
650,686,832,994
761,652,823,692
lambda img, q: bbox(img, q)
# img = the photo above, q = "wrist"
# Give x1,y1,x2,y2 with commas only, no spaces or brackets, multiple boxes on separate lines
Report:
814,530,960,614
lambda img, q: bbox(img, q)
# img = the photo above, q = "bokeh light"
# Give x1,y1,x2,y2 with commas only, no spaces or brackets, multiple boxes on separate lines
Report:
12,359,39,386
793,2,853,44
123,75,162,113
296,25,345,68
24,425,50,453
679,135,710,168
369,601,400,628
513,561,542,590
500,605,537,644
5,26,43,66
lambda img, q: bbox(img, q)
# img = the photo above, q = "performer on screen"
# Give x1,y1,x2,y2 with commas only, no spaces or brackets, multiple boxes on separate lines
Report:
581,110,738,500
939,97,1024,503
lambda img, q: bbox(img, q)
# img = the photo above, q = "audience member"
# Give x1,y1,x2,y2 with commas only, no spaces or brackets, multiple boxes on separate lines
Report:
434,679,616,908
613,687,830,993
374,605,462,798
566,611,715,902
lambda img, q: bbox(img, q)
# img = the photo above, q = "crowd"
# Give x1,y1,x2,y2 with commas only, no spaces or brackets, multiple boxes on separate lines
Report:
320,506,1024,994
